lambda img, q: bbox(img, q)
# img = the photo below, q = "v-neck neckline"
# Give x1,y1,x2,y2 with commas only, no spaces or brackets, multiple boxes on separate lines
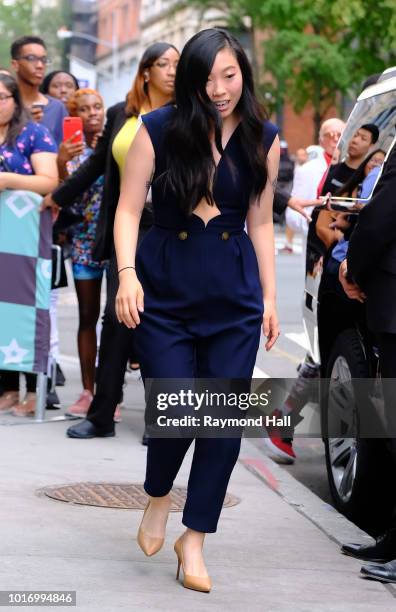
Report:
214,120,241,171
190,121,241,228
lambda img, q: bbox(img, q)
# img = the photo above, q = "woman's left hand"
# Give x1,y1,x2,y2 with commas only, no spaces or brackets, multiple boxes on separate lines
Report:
40,193,60,222
263,300,280,351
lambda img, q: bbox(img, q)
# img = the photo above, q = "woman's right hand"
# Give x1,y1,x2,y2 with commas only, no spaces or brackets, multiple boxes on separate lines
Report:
116,270,144,328
58,135,84,165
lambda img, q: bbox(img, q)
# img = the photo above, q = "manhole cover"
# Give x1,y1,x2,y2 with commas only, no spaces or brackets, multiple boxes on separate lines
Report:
39,483,241,510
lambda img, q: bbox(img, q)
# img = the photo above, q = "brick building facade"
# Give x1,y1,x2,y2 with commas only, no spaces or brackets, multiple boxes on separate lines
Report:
92,0,338,150
95,0,141,106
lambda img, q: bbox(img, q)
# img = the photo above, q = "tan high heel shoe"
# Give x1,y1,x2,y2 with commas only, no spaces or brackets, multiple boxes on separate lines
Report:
174,536,212,593
137,501,165,556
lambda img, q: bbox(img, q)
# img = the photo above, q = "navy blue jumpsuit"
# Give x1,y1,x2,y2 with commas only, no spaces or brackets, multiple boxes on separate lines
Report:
135,105,278,532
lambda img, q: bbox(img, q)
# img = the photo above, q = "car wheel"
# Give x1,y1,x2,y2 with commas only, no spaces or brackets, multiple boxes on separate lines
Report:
322,328,395,534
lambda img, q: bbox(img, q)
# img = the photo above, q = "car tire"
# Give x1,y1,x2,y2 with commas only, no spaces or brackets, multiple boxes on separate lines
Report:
322,328,395,535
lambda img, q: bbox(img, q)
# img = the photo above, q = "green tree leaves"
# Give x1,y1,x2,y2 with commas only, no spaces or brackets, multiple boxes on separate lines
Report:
0,0,33,68
192,0,396,135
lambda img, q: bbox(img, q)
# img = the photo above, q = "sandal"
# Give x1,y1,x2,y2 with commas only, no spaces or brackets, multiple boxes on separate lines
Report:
12,392,36,417
0,391,19,413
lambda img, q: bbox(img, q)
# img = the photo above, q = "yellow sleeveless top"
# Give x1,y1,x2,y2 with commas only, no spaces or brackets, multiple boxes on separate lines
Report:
112,108,148,179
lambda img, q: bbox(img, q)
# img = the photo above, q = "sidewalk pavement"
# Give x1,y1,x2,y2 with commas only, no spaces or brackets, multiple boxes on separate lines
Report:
1,359,396,611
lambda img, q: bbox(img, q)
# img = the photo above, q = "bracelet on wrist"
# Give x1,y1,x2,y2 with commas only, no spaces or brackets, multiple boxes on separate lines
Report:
118,266,136,274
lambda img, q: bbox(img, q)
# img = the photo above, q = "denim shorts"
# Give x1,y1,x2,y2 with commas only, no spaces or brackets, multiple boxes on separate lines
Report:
72,263,105,281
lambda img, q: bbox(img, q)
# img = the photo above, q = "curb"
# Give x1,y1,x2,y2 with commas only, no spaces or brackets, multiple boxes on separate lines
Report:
239,437,396,598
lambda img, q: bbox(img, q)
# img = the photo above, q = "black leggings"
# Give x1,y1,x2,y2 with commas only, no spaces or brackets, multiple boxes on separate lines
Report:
0,370,36,393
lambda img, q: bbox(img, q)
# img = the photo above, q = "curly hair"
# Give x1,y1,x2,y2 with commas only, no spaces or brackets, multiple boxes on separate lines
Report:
66,88,103,116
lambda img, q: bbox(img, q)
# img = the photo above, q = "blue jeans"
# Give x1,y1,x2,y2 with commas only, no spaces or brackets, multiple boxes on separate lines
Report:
72,263,106,281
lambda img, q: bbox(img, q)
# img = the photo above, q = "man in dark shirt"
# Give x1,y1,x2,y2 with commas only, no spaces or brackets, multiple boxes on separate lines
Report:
321,123,379,195
315,123,380,250
11,35,67,145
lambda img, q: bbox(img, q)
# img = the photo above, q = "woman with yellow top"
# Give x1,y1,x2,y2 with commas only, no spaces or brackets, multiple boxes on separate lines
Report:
42,42,179,436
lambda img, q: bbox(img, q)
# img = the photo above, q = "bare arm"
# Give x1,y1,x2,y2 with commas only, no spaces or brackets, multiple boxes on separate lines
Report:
287,196,322,221
246,135,280,350
316,209,337,249
114,124,154,328
0,152,58,195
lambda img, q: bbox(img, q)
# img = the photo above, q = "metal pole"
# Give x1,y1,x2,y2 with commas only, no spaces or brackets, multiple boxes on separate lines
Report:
35,373,47,423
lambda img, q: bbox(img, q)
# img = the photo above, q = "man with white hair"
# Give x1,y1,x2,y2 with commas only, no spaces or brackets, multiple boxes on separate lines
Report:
285,118,346,242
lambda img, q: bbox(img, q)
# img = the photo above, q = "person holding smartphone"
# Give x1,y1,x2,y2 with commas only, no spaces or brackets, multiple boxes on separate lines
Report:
10,35,67,145
56,89,109,417
41,42,180,433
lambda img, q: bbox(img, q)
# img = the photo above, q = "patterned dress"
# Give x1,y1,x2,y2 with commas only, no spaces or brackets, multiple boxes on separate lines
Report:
67,146,106,269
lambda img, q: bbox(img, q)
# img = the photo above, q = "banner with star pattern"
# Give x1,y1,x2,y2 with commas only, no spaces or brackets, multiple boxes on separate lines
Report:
0,190,52,373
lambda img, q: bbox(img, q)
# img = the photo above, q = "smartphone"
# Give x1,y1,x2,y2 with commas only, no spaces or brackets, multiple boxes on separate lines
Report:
63,116,83,143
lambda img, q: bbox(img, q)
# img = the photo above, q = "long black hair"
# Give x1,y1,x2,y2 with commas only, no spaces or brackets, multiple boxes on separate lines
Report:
0,73,29,146
336,148,386,197
164,28,268,214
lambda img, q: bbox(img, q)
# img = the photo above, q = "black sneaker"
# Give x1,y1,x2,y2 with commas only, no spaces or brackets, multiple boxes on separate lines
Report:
46,389,61,410
56,363,66,386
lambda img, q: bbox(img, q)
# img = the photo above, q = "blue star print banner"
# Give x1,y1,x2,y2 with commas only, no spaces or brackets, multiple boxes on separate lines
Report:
0,190,52,374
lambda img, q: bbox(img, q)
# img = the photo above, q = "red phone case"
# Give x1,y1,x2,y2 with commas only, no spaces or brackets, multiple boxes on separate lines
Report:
63,117,83,143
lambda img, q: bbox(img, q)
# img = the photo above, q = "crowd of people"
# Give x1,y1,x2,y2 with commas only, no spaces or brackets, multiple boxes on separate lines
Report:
0,32,311,427
0,35,180,423
264,119,387,465
0,28,395,591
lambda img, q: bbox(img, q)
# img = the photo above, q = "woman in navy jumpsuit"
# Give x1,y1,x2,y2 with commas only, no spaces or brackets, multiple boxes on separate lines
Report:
114,29,280,592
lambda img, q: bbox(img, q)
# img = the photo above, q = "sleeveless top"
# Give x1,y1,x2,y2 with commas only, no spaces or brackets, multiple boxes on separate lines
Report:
112,107,149,180
141,105,278,232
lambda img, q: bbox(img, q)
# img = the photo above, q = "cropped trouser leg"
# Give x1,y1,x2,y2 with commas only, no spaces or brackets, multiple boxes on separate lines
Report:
142,317,196,502
182,437,241,532
181,325,259,532
139,312,261,533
